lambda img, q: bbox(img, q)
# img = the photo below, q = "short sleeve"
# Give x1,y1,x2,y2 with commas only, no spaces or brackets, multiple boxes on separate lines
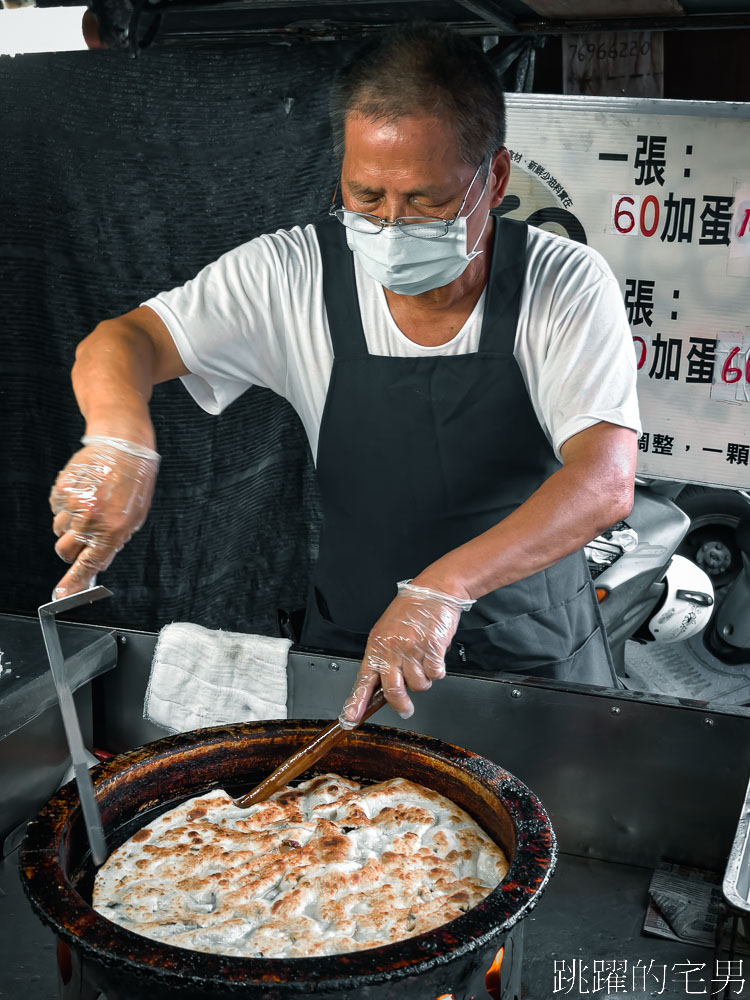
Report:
142,234,292,415
533,253,642,459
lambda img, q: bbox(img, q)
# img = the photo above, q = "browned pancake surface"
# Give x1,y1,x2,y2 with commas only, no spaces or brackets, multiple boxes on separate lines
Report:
93,774,508,957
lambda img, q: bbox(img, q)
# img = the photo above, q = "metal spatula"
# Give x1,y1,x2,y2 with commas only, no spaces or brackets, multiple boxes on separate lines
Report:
38,585,112,866
234,687,387,809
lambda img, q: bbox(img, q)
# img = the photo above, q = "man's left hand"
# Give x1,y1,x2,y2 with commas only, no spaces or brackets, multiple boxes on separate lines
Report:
339,581,474,726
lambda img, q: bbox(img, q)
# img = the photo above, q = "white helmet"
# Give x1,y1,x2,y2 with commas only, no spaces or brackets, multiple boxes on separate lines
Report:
646,555,715,643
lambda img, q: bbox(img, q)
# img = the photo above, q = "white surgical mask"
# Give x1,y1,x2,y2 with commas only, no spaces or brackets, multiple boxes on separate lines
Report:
340,167,491,296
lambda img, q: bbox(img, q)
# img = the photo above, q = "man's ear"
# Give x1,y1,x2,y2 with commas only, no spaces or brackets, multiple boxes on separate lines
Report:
490,148,512,208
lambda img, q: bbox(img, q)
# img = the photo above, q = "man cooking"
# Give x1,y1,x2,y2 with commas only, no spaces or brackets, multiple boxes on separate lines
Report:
49,23,640,726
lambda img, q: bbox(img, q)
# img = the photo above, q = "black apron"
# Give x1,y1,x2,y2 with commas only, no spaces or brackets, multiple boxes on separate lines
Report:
300,216,617,687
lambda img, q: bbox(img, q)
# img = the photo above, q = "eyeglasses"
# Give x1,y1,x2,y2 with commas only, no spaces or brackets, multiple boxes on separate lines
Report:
329,161,487,241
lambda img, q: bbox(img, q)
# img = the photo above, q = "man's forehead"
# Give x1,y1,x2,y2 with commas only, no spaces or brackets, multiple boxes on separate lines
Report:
344,112,460,158
342,112,470,182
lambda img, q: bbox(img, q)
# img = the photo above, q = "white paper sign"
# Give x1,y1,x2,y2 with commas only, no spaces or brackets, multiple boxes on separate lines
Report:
503,94,750,489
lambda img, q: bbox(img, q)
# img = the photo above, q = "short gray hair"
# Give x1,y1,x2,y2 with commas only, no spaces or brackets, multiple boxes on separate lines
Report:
330,23,506,169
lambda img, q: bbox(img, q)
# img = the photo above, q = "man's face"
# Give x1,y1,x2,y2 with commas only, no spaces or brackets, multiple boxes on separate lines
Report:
341,111,510,251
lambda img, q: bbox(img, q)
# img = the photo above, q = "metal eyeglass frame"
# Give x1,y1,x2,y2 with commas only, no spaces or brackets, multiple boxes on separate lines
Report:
328,160,488,240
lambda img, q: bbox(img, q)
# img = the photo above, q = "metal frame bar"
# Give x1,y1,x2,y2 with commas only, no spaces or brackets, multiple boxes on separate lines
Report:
33,0,750,37
453,0,519,33
37,587,112,866
516,12,750,33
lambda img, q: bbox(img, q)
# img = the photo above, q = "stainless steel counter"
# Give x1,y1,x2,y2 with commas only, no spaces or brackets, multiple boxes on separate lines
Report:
3,615,750,998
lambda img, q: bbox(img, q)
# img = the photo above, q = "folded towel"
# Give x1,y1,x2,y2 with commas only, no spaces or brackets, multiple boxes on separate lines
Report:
144,623,290,734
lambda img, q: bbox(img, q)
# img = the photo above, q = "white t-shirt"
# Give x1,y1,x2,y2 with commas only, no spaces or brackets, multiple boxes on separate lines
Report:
143,223,641,462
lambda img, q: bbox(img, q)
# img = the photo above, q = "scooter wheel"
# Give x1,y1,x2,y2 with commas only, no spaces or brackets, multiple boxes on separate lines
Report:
676,486,749,587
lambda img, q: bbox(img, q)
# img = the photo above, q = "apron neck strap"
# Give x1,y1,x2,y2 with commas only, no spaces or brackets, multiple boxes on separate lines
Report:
478,217,529,355
316,219,368,359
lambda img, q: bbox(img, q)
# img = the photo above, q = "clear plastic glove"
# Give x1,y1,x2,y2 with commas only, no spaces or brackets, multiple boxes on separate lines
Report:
49,435,160,598
339,580,475,728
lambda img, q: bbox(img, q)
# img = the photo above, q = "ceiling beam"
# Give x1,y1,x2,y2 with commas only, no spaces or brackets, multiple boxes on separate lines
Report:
521,0,684,17
454,0,519,33
516,12,750,33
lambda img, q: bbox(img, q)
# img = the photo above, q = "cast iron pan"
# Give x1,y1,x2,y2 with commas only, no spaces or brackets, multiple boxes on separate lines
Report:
20,721,557,998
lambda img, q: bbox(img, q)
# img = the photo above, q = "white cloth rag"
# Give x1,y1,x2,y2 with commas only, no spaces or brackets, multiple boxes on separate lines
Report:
144,622,290,734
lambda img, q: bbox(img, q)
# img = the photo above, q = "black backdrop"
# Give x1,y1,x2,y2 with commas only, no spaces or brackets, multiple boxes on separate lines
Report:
1,42,355,633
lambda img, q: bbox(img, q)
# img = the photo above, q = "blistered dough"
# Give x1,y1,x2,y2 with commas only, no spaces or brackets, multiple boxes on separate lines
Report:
93,774,508,958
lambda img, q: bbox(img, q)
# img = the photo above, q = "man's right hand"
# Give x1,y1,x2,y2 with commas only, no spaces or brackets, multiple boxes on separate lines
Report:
49,436,160,599
49,305,186,598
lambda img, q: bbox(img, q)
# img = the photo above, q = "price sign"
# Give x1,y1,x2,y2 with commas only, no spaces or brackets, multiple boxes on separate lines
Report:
503,94,750,489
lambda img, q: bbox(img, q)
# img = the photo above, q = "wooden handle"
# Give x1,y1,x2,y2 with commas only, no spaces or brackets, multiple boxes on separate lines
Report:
234,687,388,809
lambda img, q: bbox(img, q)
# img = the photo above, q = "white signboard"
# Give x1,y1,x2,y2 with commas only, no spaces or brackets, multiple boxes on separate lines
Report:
504,94,750,489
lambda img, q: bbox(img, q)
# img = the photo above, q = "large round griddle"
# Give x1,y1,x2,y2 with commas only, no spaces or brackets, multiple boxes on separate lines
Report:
20,721,557,999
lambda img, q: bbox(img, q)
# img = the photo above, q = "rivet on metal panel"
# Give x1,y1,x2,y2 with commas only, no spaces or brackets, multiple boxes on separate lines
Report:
118,635,127,645
610,706,621,715
511,689,522,698
704,717,715,727
329,661,339,671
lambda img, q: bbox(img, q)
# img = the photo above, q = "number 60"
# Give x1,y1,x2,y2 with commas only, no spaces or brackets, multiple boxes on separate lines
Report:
613,195,660,237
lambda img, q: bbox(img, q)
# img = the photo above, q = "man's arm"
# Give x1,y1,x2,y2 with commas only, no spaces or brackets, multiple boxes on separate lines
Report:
50,306,188,596
342,421,637,722
413,421,637,601
72,305,188,447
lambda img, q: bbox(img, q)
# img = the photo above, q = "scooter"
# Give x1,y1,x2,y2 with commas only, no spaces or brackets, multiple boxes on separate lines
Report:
657,482,750,668
702,514,750,665
588,481,715,679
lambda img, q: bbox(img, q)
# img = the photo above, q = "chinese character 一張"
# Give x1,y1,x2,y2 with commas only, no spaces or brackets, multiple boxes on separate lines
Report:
624,278,656,327
634,134,667,186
